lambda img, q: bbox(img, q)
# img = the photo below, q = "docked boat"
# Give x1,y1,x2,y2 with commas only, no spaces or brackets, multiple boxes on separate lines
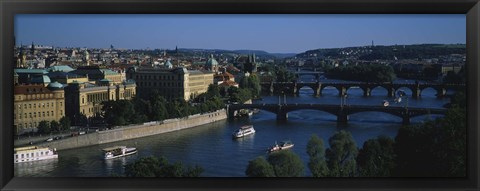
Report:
103,146,137,160
14,146,58,163
232,125,256,138
267,141,294,153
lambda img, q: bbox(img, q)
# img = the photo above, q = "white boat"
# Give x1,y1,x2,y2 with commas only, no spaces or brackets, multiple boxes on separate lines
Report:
267,141,294,153
103,146,137,160
232,125,256,138
14,146,58,163
382,100,390,107
394,97,402,103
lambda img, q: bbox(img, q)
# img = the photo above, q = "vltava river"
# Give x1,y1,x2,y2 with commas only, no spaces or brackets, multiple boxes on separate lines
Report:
15,78,452,177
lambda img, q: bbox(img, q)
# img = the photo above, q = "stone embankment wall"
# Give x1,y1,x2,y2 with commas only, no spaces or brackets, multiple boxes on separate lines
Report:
37,110,227,151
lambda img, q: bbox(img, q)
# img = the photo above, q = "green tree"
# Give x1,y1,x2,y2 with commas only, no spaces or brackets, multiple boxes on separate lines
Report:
102,100,136,126
267,150,305,177
59,116,71,131
394,104,466,177
149,94,169,121
325,130,358,177
50,120,60,133
125,156,203,177
357,136,396,177
245,157,275,177
37,120,51,134
306,134,329,177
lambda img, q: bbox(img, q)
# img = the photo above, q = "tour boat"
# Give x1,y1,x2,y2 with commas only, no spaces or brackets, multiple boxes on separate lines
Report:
267,141,294,153
103,146,137,160
14,146,58,163
232,125,256,138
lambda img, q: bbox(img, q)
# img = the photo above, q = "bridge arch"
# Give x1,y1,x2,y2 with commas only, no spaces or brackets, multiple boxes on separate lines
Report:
346,86,364,96
296,85,316,95
418,87,438,98
370,86,388,95
320,85,340,96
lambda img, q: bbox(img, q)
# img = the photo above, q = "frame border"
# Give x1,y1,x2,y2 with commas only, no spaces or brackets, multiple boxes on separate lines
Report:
1,0,479,190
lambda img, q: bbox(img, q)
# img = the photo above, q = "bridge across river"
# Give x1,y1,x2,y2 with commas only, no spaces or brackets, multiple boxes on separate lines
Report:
227,103,446,125
260,81,465,98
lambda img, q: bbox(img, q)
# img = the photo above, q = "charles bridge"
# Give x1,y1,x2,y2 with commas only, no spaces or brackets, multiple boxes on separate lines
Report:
227,103,446,125
260,81,465,98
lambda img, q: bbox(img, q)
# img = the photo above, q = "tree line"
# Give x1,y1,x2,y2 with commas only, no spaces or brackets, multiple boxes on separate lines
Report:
326,64,397,82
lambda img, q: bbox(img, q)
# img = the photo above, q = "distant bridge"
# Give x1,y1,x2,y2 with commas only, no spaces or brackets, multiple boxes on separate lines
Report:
227,103,446,125
260,81,465,98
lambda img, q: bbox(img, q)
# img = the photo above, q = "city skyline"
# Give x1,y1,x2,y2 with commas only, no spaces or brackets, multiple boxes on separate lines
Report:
15,14,465,53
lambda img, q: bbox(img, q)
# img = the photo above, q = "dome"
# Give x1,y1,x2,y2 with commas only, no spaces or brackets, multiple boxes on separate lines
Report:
205,54,219,68
47,81,63,89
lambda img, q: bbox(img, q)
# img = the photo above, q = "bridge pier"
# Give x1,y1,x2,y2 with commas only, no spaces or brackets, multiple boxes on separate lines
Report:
337,110,349,125
277,111,288,121
387,88,395,97
339,86,347,97
402,115,410,125
436,88,446,98
412,88,420,99
363,87,371,97
269,82,274,94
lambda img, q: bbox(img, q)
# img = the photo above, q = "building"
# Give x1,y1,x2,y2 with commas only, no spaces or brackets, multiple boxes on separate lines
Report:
47,71,89,84
14,82,65,135
64,80,136,123
127,67,213,101
70,66,123,84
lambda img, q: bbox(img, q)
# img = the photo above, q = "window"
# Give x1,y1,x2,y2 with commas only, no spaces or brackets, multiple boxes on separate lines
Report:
24,104,26,109
15,155,18,159
47,111,49,116
42,112,45,117
33,103,36,108
29,104,31,108
21,154,24,158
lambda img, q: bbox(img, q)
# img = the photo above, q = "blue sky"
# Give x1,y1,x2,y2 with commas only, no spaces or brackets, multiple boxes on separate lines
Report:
15,14,465,53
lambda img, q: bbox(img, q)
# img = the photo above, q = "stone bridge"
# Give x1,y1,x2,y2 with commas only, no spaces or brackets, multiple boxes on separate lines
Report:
260,81,465,98
227,103,446,125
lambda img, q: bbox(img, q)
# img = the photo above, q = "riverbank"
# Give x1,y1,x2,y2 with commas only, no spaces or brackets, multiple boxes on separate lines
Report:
25,109,227,151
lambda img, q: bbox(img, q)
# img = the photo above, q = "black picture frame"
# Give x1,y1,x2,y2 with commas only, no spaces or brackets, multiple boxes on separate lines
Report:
1,0,479,190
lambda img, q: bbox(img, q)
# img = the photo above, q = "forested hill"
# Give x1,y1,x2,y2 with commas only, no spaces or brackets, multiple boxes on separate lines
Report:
295,44,465,60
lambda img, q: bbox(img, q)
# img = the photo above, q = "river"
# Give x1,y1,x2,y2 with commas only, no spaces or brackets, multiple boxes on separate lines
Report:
14,77,453,177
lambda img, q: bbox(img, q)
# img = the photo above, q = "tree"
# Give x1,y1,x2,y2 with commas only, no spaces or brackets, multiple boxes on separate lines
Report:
102,100,136,126
394,104,466,177
50,120,60,133
325,130,358,177
245,157,275,177
306,134,329,177
149,94,169,121
267,150,305,177
125,156,203,177
37,120,51,134
357,136,396,177
59,116,71,131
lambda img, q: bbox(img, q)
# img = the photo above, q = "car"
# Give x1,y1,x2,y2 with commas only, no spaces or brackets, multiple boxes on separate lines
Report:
45,137,53,142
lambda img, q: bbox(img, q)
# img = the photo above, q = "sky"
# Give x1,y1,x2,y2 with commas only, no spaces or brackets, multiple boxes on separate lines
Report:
15,14,466,54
